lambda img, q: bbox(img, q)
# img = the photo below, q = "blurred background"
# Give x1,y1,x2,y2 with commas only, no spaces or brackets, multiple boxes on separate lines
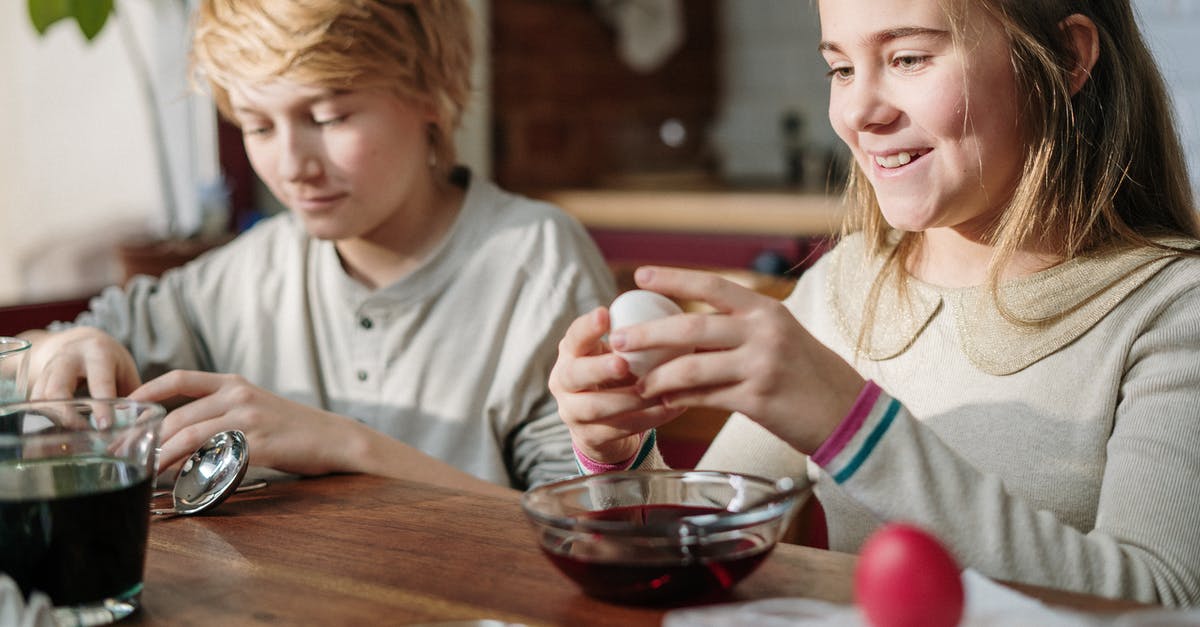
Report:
1,0,1196,307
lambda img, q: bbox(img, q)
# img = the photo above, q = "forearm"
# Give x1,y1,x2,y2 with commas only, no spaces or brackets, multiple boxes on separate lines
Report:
816,389,1196,605
340,419,517,499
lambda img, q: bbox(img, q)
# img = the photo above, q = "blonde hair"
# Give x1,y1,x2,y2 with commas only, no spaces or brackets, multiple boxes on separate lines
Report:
191,0,474,180
844,0,1199,347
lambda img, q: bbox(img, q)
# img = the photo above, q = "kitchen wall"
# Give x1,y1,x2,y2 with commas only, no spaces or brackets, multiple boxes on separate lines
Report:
712,0,836,189
0,2,178,305
713,1,1200,193
1139,1,1200,193
1,1,1196,306
0,0,489,306
490,0,718,191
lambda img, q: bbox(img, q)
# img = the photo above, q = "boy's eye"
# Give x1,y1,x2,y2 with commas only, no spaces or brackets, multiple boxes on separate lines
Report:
241,125,271,136
826,66,854,80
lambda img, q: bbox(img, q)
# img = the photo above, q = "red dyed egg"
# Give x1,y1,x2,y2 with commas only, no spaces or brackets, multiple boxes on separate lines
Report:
854,523,965,627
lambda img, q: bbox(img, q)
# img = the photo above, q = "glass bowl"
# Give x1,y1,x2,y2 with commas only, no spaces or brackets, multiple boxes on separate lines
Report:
520,469,808,604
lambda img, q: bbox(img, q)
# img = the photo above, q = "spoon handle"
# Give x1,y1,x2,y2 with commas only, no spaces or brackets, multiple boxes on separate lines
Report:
151,477,269,499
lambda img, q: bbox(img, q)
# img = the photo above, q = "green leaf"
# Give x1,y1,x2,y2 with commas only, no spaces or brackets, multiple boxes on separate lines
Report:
27,0,72,35
68,0,114,41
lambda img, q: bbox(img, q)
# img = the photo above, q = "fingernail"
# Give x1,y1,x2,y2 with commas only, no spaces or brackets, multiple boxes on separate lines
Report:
609,330,626,350
635,267,654,284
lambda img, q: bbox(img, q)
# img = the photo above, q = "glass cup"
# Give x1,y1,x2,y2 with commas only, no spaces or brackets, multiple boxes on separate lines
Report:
0,337,31,405
0,398,166,625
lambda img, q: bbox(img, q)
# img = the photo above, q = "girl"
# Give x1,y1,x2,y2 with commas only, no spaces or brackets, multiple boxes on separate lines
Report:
23,0,615,495
550,0,1200,605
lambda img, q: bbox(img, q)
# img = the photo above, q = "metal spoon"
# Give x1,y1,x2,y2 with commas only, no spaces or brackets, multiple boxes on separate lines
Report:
666,477,809,536
152,478,267,501
151,430,259,516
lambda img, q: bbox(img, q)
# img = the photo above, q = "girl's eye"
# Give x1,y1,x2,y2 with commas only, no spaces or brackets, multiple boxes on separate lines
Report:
313,114,348,127
893,55,929,71
242,125,272,137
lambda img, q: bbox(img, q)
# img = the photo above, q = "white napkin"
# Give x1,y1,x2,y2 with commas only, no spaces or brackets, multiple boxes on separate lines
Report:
664,569,1200,626
0,574,55,627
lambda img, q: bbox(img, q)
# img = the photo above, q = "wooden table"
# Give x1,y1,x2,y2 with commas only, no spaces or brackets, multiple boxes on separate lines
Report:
131,473,1145,626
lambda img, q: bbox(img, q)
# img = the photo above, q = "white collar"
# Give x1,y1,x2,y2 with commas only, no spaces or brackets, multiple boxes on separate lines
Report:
827,233,1197,375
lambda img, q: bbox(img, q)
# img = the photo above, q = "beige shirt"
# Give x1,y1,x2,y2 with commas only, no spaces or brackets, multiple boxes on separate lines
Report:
64,175,616,489
697,233,1200,605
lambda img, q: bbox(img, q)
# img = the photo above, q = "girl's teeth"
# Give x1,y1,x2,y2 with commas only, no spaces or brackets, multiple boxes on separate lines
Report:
875,152,914,168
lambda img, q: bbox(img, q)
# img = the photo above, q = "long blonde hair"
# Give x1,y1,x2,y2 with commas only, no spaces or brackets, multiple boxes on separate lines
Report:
191,0,474,181
844,0,1198,344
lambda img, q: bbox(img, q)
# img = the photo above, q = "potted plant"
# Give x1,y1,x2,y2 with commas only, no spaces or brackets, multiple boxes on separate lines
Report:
26,0,231,280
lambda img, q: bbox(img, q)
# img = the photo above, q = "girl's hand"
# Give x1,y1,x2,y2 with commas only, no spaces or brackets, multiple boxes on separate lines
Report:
548,307,686,464
616,266,865,454
130,370,352,476
29,327,141,400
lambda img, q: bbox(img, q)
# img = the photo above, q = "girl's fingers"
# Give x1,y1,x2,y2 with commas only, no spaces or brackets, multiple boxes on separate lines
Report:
558,308,610,358
633,266,762,314
636,348,747,400
553,353,630,395
611,311,743,355
571,404,687,451
658,382,744,415
551,309,631,394
561,386,664,424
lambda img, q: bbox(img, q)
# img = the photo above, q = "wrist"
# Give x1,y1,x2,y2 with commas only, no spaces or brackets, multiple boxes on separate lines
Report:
573,431,654,474
574,433,641,465
811,380,881,466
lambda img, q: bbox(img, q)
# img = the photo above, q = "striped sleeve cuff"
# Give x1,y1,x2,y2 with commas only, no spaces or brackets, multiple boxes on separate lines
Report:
573,430,657,475
810,381,902,484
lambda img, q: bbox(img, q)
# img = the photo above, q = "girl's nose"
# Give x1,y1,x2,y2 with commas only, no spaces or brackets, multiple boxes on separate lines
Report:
840,79,900,132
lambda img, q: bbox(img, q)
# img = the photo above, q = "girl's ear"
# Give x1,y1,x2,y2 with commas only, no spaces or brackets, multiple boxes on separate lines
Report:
1060,14,1100,95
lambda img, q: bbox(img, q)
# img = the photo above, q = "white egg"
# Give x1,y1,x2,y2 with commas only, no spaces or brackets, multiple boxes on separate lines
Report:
608,290,692,377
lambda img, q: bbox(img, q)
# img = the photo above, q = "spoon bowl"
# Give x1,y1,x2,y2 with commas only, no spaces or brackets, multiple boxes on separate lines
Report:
152,430,251,516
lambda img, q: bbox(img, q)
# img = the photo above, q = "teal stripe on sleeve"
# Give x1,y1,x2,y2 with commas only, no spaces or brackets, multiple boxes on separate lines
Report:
629,429,657,469
832,398,901,484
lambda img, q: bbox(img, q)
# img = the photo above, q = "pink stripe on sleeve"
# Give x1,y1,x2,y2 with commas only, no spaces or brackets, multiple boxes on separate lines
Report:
573,432,645,474
811,381,882,467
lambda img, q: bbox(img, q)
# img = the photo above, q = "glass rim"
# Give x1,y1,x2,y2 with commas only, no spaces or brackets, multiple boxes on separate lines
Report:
520,469,805,535
0,336,31,356
0,397,166,444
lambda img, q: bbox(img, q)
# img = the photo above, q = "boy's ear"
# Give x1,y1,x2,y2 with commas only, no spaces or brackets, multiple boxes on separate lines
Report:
1060,13,1100,95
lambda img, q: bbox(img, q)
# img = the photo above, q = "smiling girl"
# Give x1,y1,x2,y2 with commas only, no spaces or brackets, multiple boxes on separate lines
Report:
21,0,615,495
550,0,1200,605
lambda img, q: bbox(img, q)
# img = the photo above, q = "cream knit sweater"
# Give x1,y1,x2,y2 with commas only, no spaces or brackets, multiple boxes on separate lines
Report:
694,233,1200,606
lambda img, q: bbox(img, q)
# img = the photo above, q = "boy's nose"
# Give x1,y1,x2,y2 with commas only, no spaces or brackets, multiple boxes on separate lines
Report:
278,133,322,182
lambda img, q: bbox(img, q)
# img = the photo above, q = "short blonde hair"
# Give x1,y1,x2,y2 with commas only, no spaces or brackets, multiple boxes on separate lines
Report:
191,0,474,178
